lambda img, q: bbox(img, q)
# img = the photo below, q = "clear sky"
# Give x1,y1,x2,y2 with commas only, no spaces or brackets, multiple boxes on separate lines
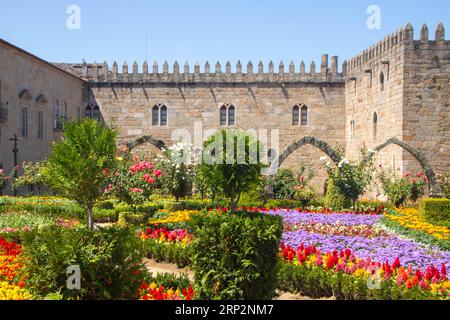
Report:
1,0,449,70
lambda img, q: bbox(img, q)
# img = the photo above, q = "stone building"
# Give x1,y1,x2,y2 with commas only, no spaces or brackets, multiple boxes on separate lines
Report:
0,23,449,196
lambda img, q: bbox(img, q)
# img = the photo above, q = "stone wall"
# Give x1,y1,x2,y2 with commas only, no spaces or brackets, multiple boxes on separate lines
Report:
89,59,346,193
0,40,85,193
402,24,450,176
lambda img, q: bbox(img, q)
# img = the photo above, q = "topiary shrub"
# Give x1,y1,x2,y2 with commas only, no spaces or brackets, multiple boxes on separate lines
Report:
325,178,351,209
420,198,450,228
191,211,282,300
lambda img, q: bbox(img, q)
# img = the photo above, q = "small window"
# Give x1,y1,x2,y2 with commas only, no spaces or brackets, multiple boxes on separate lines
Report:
373,112,378,140
152,106,159,126
160,105,167,126
228,105,235,126
220,106,227,126
85,105,92,118
37,111,44,140
93,105,101,121
380,72,385,92
292,106,299,126
350,120,355,141
21,107,28,138
301,106,308,126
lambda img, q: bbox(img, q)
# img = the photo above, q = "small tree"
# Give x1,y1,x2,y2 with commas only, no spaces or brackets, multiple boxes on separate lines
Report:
324,148,376,206
106,152,161,212
44,119,117,230
200,129,266,213
273,169,296,200
193,165,209,201
155,142,193,202
378,169,427,207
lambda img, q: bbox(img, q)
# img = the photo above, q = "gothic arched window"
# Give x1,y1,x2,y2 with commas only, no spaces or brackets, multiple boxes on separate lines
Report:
301,105,308,126
152,104,168,126
160,105,168,126
228,105,235,126
220,106,227,126
292,106,299,126
152,106,159,126
373,112,378,141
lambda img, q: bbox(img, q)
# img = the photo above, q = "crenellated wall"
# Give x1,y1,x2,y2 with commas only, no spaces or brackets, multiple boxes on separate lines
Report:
84,55,346,193
345,23,450,197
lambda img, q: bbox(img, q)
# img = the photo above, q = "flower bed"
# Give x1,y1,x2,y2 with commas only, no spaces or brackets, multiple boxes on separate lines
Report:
279,243,450,300
138,282,194,300
148,210,198,229
0,237,31,300
139,227,193,268
269,209,450,300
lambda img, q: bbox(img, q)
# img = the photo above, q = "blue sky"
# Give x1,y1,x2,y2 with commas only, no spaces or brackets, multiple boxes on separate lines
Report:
1,0,449,70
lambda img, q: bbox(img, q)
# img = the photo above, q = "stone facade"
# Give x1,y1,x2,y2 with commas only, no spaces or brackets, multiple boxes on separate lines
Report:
0,23,449,196
0,40,85,189
345,23,450,196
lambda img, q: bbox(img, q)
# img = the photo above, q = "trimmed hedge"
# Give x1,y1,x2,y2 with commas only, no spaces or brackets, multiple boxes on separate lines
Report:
420,198,450,228
191,211,282,300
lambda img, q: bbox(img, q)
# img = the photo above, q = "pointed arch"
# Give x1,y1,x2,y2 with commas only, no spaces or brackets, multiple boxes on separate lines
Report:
363,137,441,196
292,105,299,126
124,135,166,152
278,136,343,168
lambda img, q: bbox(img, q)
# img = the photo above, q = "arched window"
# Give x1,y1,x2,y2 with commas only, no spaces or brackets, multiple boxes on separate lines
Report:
350,120,355,141
85,105,92,119
160,105,168,126
228,105,235,126
21,107,28,138
301,106,308,126
292,106,299,126
220,106,227,126
93,105,101,121
373,112,378,140
152,106,159,126
152,104,168,126
380,72,385,92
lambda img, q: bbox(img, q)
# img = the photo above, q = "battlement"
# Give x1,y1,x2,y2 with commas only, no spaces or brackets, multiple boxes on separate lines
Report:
62,55,345,84
346,22,448,74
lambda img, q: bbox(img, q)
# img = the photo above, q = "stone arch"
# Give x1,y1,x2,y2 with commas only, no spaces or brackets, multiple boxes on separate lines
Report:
124,135,166,152
364,137,441,196
278,136,343,168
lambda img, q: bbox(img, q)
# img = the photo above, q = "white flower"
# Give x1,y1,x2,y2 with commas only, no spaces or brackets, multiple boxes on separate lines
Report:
320,156,328,162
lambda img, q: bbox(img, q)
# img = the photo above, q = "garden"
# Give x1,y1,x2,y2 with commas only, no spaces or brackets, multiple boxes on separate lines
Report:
0,119,450,301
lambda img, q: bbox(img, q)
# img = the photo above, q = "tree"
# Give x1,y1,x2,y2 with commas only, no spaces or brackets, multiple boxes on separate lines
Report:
200,129,266,213
14,161,48,194
106,152,161,212
155,142,193,202
44,119,117,230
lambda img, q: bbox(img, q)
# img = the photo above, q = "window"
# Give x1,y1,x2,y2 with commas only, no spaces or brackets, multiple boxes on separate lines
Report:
152,104,168,126
53,100,59,129
228,105,235,126
37,111,44,140
160,105,167,126
292,106,299,126
373,112,378,141
85,105,92,118
93,105,101,121
380,72,385,92
220,106,227,126
350,120,355,141
21,107,28,138
152,106,159,126
301,106,308,126
219,104,235,126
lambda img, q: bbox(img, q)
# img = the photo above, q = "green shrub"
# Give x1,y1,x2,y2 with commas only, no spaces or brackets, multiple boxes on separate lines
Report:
419,198,450,228
22,226,146,300
325,178,351,209
191,211,282,300
143,239,192,268
93,208,119,223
